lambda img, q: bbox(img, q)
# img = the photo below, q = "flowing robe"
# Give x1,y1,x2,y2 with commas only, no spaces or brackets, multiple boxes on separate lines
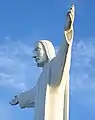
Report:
17,35,73,120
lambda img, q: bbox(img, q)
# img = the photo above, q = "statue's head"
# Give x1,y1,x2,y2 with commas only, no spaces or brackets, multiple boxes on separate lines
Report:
33,40,56,67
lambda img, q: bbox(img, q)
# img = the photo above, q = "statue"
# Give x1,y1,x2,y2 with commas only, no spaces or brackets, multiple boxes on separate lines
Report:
9,5,75,120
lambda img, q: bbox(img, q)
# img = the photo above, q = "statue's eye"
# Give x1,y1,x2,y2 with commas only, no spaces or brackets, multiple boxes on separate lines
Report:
35,47,41,51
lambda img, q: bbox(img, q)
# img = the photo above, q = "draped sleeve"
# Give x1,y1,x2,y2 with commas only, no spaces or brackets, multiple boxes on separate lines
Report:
49,30,74,87
17,87,35,109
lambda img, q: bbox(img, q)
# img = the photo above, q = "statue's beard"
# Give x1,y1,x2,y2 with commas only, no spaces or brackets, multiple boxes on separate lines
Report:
36,59,48,67
37,63,43,67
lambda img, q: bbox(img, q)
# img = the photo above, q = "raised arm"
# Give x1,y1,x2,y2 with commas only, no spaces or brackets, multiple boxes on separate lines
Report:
9,86,35,109
50,5,75,86
57,5,75,58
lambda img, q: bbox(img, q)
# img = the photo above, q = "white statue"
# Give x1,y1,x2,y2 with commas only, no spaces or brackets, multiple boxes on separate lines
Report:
10,5,75,120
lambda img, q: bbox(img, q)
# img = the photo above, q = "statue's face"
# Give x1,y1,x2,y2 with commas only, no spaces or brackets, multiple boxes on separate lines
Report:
33,42,48,67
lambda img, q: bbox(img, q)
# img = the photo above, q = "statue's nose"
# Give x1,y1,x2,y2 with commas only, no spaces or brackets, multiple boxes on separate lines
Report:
33,56,36,58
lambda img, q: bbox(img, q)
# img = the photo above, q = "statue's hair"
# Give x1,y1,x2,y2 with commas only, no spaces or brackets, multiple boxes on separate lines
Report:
38,40,56,61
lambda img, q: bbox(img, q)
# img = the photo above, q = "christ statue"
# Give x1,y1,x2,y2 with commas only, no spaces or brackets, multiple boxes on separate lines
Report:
10,5,75,120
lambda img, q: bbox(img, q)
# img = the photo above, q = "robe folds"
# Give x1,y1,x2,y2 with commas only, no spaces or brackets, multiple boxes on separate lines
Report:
17,37,73,120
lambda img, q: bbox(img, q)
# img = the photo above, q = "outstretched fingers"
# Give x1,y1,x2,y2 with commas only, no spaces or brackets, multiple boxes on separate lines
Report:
68,5,75,26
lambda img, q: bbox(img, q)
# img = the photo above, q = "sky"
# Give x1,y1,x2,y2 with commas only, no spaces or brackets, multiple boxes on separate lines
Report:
0,0,95,120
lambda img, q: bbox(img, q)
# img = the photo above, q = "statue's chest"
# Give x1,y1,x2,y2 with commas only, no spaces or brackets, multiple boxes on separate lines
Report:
37,64,51,89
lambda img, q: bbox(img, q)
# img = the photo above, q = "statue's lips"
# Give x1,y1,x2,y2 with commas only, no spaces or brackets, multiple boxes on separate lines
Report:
33,56,40,61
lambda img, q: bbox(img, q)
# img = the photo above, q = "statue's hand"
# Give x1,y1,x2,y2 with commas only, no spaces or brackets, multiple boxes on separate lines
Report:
9,95,19,105
65,5,75,31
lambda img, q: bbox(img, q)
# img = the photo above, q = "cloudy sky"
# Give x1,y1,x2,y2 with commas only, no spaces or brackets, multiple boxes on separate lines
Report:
0,0,95,120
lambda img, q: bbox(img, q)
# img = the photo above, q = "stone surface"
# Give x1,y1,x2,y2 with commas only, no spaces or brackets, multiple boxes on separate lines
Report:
10,5,75,120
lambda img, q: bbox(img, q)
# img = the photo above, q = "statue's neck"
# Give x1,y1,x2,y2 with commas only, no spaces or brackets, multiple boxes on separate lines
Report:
42,61,48,70
42,59,51,71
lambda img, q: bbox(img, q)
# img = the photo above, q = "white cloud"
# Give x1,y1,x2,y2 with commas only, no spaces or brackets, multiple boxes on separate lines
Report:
0,40,41,91
71,39,95,91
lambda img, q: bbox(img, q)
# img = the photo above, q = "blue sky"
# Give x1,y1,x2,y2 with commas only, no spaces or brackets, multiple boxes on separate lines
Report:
0,0,95,120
